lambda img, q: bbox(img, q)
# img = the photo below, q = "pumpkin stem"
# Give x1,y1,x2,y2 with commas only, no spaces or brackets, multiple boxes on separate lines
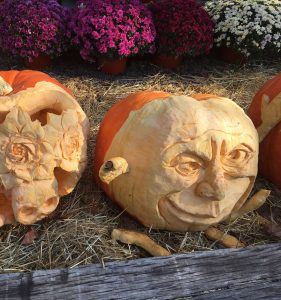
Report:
0,76,13,96
229,189,270,221
112,228,170,257
99,157,129,184
204,227,245,248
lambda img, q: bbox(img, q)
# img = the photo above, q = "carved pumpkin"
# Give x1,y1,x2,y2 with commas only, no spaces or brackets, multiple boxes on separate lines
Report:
94,91,259,231
248,73,281,188
0,70,89,226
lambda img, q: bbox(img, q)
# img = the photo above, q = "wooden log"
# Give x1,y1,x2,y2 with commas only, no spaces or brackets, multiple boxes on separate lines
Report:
1,243,281,299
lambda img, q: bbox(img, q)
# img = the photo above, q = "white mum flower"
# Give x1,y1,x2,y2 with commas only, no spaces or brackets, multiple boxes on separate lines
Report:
204,0,281,54
264,34,272,42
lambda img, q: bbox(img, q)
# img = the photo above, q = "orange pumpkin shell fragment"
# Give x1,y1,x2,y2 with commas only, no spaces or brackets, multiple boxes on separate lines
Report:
248,73,281,188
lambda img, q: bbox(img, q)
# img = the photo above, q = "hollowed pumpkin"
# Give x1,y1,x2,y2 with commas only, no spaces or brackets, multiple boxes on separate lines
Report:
0,70,89,226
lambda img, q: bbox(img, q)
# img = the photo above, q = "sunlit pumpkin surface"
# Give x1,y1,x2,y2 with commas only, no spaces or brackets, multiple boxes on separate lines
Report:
96,92,259,231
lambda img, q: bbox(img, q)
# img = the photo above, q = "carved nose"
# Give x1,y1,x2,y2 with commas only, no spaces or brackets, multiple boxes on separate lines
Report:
15,196,59,224
16,206,38,224
10,179,59,224
15,197,59,225
195,152,226,201
195,181,225,201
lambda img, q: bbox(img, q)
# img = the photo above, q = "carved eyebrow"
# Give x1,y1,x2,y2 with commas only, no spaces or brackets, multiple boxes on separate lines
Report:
162,140,211,166
162,131,256,166
224,142,254,156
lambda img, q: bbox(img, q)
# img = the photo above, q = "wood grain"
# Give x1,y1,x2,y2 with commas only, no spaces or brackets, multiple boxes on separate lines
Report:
1,243,281,300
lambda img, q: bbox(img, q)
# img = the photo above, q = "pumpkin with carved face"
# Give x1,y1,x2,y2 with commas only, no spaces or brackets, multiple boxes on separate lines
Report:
95,92,259,231
0,70,89,226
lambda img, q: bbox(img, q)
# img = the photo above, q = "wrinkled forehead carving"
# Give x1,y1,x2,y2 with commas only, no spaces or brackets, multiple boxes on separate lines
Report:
181,96,249,134
130,95,255,138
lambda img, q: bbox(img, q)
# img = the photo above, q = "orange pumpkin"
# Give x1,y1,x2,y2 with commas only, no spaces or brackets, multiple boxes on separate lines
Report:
0,70,71,95
94,91,259,231
248,73,281,188
0,70,89,226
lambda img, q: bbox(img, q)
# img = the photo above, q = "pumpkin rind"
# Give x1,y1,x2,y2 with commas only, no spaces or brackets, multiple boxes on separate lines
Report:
0,70,72,96
248,73,281,188
94,91,171,196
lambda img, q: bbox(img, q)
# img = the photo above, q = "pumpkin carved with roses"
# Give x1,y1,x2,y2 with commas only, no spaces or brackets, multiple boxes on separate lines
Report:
0,70,89,226
94,91,260,231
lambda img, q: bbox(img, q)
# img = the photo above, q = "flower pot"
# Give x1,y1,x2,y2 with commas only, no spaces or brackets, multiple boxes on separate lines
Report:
58,0,76,8
98,57,127,75
216,46,246,64
25,54,52,70
154,54,183,69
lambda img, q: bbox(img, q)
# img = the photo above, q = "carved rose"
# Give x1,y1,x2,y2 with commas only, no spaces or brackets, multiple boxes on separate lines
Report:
61,126,81,161
0,108,56,190
45,110,85,172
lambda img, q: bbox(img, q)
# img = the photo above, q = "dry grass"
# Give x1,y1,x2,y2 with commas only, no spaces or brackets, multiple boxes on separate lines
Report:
0,53,281,272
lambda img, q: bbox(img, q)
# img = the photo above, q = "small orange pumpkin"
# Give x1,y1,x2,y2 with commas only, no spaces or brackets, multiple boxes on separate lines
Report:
94,91,259,231
248,73,281,188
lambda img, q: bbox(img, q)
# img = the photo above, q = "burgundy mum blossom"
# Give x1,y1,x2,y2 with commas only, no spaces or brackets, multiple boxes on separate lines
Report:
68,0,156,62
0,0,69,62
150,0,214,57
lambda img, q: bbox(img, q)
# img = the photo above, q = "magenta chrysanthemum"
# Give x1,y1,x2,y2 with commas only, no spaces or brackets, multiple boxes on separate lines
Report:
68,0,156,62
150,0,214,57
0,0,69,62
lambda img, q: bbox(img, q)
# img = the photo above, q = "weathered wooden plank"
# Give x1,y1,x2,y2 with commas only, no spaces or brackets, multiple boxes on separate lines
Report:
192,280,281,300
1,243,281,300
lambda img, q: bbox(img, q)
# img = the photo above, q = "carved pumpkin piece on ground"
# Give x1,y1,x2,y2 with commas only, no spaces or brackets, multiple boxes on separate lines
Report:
95,91,259,231
248,73,281,188
0,70,89,226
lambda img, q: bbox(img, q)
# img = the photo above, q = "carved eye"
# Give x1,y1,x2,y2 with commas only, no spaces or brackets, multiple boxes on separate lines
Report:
224,145,253,165
171,154,204,177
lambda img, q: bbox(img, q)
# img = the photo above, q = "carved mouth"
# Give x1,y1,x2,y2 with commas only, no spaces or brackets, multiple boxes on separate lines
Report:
158,196,222,224
158,177,254,226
